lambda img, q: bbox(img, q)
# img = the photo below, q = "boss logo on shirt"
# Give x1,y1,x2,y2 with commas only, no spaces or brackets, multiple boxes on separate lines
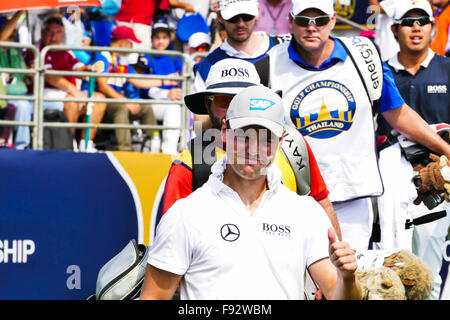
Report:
262,223,291,237
427,85,447,94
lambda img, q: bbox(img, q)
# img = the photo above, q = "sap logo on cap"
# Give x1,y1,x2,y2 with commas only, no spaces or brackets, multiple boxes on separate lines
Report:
221,67,250,79
250,98,275,111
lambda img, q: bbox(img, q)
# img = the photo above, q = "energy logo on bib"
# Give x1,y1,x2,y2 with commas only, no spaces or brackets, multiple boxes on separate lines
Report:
290,80,356,139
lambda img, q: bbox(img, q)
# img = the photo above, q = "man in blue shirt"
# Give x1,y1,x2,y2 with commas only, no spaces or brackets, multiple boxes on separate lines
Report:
255,0,450,254
375,0,450,300
376,2,450,136
139,21,183,154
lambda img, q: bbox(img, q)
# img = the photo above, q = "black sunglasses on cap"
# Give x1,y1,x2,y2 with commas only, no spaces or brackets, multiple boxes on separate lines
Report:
225,14,255,23
394,16,432,27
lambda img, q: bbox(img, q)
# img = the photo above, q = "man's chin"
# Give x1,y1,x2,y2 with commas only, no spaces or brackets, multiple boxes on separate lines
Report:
230,32,251,43
233,163,270,179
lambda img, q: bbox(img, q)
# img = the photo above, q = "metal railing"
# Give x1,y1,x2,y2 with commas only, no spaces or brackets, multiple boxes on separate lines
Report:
0,43,193,151
335,15,369,32
0,41,40,148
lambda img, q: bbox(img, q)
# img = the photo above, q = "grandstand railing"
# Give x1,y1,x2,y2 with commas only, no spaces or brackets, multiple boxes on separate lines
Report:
335,15,369,31
0,41,40,148
0,43,193,151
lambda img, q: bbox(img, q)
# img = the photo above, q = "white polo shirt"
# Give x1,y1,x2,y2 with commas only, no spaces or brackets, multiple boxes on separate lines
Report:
148,155,331,300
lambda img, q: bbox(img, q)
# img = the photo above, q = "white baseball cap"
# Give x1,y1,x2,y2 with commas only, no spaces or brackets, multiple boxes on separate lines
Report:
218,0,259,20
184,58,261,115
394,0,433,20
226,86,285,137
291,0,335,16
188,32,211,49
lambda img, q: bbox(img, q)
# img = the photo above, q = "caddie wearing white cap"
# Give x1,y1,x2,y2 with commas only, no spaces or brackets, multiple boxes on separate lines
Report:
193,0,292,130
255,0,450,251
140,85,361,300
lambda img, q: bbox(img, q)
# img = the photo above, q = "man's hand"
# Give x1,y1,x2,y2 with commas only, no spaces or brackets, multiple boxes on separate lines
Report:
80,61,103,73
168,88,182,101
164,73,180,87
126,103,141,115
183,2,195,12
91,61,104,73
328,228,357,280
308,228,361,300
69,88,87,108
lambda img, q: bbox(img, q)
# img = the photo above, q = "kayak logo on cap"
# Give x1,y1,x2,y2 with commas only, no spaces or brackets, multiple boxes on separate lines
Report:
250,99,275,111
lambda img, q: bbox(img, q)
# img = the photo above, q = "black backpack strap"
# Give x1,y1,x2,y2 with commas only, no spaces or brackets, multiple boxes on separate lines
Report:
255,34,291,87
188,132,217,191
271,33,292,45
254,56,271,87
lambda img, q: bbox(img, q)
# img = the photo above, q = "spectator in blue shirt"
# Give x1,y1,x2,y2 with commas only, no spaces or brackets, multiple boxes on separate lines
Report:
95,26,176,151
140,21,183,154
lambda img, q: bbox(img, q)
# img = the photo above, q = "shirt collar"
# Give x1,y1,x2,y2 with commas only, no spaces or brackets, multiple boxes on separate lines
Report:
220,31,270,58
287,36,348,70
388,48,435,72
208,154,283,195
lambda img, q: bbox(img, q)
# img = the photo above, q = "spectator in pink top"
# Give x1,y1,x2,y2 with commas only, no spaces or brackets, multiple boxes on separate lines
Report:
254,0,292,36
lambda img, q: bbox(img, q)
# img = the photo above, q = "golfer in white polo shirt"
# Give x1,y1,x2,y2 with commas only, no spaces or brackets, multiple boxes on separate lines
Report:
140,86,361,300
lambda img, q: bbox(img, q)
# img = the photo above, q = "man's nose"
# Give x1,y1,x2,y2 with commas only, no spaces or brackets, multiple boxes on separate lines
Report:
306,21,319,31
411,21,422,31
246,138,259,154
236,17,247,26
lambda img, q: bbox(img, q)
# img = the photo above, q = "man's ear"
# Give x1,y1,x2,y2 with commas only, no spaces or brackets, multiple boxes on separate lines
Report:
390,24,399,41
255,5,260,24
217,11,224,24
431,20,437,43
277,130,285,150
221,118,228,144
329,13,337,29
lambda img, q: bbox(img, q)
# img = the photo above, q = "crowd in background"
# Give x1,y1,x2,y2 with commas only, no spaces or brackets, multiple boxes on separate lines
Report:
0,0,220,152
0,0,448,153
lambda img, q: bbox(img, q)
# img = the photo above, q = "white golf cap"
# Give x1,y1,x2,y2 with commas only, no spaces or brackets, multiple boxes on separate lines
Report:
184,58,261,115
394,0,433,20
226,86,285,137
218,0,259,20
188,32,211,48
291,0,335,16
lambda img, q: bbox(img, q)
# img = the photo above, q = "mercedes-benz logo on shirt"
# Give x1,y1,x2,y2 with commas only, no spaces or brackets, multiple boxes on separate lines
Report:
220,224,240,242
